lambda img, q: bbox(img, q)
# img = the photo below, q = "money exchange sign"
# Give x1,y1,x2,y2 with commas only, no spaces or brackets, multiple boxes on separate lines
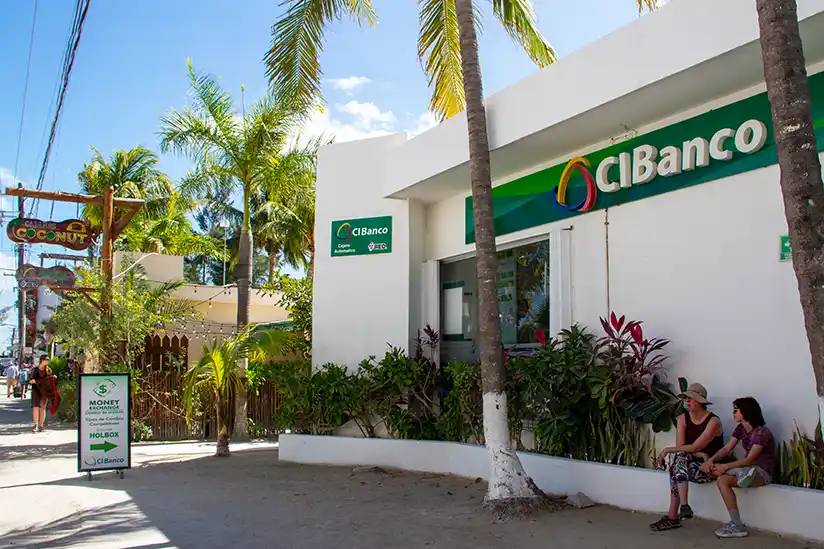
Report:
78,374,131,473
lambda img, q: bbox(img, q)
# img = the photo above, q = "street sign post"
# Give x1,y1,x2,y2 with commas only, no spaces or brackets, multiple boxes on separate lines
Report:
77,373,131,479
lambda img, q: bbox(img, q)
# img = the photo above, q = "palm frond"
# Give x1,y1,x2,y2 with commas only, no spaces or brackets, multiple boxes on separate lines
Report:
418,0,464,120
636,0,659,13
490,0,556,68
264,0,377,108
248,328,293,363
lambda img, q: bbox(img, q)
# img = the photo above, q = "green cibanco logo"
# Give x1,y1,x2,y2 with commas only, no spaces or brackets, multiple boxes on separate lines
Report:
93,378,117,398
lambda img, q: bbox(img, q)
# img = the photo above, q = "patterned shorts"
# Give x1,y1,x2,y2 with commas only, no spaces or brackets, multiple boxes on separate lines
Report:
668,452,712,497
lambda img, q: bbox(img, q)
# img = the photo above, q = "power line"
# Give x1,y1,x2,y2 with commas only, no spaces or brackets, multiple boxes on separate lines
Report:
32,0,91,216
11,0,39,188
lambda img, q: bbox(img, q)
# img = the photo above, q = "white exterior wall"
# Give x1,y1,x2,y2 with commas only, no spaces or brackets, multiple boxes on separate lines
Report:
313,135,418,369
418,72,824,438
312,0,824,437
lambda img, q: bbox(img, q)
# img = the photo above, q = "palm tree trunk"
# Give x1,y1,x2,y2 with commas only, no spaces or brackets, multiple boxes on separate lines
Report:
267,243,280,283
233,185,253,440
756,0,824,429
455,0,542,507
215,397,230,457
306,250,315,281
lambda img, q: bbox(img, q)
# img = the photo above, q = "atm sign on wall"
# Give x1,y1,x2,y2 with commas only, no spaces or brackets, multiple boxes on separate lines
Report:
331,216,392,257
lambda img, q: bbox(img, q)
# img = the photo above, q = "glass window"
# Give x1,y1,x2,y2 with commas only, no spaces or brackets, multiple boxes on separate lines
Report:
439,238,549,364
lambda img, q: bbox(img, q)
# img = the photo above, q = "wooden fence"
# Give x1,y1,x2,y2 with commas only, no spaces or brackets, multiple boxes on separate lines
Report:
131,334,280,441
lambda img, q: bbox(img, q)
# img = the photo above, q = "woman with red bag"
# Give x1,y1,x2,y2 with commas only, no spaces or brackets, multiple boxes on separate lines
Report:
29,354,56,432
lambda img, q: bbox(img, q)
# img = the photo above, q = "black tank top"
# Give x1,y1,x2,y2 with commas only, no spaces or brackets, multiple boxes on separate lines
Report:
685,412,724,457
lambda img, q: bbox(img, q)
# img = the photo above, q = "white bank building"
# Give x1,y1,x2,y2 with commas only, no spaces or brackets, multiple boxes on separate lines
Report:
313,0,824,450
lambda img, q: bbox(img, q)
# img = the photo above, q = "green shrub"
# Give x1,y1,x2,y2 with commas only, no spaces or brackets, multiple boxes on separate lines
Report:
49,356,71,382
778,422,824,490
56,381,78,423
132,419,153,442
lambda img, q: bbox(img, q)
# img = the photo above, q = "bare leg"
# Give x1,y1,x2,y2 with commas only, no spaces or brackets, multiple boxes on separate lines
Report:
677,482,689,507
37,407,45,428
667,493,679,520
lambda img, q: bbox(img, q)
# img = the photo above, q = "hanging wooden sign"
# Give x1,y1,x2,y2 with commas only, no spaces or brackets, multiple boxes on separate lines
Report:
7,217,95,250
16,264,77,289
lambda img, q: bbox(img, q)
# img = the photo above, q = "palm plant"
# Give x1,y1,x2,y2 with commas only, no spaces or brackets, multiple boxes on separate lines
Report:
116,192,222,258
266,0,658,506
77,146,173,232
160,60,309,438
159,60,308,328
183,330,251,457
249,134,324,281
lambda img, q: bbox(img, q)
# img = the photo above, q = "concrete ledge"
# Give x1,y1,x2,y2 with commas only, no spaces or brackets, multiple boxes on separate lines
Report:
279,434,824,543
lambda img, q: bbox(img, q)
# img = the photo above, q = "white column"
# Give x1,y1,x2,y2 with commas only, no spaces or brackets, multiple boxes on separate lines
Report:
421,260,440,365
549,230,573,337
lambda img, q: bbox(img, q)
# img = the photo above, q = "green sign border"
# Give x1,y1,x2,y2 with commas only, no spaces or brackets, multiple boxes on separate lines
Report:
466,71,824,244
331,215,393,257
77,373,132,473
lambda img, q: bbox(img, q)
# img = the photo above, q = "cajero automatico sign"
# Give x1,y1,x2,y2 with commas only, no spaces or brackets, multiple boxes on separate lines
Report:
331,215,392,257
465,69,824,243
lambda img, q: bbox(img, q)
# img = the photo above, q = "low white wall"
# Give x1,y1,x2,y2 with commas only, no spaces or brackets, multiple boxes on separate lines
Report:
279,434,824,543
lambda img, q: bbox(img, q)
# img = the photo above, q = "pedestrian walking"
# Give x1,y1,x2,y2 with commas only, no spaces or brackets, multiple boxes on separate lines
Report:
29,355,54,432
5,362,19,398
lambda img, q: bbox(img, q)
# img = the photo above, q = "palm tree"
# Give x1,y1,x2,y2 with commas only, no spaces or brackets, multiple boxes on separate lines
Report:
265,0,657,507
755,0,824,428
116,192,222,258
159,60,308,438
183,331,250,456
77,146,173,233
255,150,320,280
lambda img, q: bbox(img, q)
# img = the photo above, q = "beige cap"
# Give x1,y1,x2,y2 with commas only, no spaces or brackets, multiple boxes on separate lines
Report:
678,382,711,405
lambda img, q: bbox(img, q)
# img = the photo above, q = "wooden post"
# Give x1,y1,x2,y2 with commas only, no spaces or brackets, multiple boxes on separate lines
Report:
3,186,144,371
99,186,115,369
16,183,26,370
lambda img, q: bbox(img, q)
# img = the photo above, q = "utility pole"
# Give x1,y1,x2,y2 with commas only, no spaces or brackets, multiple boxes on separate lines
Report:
16,183,26,370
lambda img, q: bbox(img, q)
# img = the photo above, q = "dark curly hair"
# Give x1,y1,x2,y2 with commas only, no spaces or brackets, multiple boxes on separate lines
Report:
733,397,766,428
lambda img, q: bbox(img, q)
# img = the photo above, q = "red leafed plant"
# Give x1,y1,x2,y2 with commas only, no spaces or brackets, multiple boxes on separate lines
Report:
595,312,677,432
597,312,670,392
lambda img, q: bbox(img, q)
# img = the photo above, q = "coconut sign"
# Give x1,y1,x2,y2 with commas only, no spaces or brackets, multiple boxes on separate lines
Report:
16,264,77,289
7,217,94,250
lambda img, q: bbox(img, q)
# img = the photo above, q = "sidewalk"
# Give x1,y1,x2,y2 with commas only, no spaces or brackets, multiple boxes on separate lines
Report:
0,380,819,549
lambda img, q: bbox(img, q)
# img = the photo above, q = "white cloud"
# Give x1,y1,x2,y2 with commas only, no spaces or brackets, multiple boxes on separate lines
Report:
335,101,397,131
289,100,440,149
329,76,371,94
408,111,439,138
0,167,19,212
294,108,394,146
0,253,16,291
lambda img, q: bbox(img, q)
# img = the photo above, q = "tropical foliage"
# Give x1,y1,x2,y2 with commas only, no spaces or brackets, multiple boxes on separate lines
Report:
50,265,200,365
78,146,173,230
265,0,559,121
259,271,313,357
183,329,252,456
263,316,679,468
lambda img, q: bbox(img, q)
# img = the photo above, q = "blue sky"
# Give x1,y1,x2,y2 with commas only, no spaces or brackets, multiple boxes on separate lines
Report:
0,0,651,346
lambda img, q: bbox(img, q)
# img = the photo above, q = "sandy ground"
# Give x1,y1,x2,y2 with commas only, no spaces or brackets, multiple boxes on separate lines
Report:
0,380,819,549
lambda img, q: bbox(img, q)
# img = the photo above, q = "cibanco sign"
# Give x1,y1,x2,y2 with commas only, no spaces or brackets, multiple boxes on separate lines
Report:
466,70,824,243
593,119,766,193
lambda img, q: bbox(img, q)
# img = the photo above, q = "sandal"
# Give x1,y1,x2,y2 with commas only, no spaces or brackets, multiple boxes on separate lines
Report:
650,517,681,531
679,504,694,519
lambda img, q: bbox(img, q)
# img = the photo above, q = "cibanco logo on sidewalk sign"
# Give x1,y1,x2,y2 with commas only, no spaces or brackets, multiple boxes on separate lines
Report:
331,216,392,257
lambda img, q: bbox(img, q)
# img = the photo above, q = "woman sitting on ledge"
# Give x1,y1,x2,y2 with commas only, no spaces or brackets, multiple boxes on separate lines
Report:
700,396,775,539
650,383,724,532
